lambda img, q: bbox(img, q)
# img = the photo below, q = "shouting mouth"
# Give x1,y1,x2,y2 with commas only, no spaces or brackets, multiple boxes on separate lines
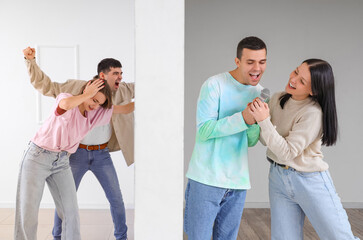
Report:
250,73,260,81
115,81,120,88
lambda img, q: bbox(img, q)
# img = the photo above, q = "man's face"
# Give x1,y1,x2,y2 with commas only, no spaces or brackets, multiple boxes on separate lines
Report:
101,67,123,92
235,48,266,86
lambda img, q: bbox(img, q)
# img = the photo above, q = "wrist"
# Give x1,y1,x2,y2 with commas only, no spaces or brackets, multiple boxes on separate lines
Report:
82,91,94,99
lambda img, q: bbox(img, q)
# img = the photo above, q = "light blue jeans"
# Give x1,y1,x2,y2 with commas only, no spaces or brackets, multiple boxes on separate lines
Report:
184,179,247,240
269,161,359,240
15,142,80,240
52,147,127,240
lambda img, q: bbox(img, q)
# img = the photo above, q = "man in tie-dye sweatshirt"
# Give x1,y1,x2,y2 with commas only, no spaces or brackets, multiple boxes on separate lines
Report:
184,36,267,240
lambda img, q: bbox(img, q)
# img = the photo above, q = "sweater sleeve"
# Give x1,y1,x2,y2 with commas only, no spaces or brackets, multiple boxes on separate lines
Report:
247,124,260,147
196,80,249,141
25,59,86,97
259,92,280,146
258,109,322,163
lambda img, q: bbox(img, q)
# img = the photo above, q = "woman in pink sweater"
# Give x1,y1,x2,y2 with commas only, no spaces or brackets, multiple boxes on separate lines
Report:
15,71,133,240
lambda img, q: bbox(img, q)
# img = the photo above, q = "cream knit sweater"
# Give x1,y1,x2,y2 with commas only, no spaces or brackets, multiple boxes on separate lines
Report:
258,92,329,172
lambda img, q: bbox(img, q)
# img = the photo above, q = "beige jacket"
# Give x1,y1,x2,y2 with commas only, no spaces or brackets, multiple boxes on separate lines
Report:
25,59,135,166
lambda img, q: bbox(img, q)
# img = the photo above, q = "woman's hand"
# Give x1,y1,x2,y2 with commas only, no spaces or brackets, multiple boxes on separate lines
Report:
249,98,270,122
83,79,105,98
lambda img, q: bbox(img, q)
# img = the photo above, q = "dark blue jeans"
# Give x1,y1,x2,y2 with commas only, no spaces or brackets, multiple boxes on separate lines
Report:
52,147,127,240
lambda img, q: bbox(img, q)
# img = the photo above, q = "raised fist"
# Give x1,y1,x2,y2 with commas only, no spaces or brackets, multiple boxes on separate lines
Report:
23,47,36,60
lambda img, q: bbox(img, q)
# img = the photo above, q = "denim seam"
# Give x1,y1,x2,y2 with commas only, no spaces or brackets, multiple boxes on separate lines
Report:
320,171,342,238
214,213,220,239
51,162,68,238
15,146,32,239
184,181,190,233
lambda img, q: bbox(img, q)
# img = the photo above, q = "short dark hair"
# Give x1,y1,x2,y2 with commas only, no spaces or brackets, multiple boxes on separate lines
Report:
279,59,338,146
97,58,122,75
79,80,113,109
236,36,267,59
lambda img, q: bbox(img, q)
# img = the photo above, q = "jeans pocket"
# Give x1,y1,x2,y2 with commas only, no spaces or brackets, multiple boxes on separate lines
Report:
27,145,44,158
324,170,337,193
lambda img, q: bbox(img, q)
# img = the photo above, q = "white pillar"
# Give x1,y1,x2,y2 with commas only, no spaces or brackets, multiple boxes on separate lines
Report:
134,0,184,239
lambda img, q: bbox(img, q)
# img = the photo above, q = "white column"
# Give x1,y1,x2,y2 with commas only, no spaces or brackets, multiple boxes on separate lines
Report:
134,0,184,239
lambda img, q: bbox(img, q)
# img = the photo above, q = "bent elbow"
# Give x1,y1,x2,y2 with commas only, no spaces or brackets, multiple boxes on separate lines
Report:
59,100,72,111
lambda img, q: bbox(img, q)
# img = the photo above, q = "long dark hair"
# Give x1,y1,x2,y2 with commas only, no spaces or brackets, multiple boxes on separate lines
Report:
279,59,338,146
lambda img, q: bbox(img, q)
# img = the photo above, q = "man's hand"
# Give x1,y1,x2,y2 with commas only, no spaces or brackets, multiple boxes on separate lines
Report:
23,47,36,60
242,103,256,125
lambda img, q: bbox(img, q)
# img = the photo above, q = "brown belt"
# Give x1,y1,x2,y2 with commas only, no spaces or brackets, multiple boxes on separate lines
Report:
79,143,108,151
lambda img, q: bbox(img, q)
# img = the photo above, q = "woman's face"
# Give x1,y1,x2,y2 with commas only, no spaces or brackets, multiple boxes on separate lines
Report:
83,92,106,112
285,62,312,100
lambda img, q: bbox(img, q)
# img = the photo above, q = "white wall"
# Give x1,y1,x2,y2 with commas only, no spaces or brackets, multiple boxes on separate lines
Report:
185,0,363,207
134,0,184,239
0,0,135,209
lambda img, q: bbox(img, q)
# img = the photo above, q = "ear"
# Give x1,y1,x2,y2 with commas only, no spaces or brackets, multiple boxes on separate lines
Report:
309,89,313,96
99,72,105,79
235,57,241,68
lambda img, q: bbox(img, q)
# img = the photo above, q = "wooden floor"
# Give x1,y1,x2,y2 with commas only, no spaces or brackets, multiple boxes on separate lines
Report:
238,209,363,240
1,208,362,239
0,208,134,240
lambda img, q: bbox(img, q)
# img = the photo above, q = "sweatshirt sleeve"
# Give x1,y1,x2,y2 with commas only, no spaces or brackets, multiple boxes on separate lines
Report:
25,59,86,97
247,124,260,147
258,109,322,164
196,79,249,141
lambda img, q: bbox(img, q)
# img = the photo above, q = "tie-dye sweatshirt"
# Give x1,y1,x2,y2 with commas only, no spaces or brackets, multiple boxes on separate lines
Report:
186,72,263,189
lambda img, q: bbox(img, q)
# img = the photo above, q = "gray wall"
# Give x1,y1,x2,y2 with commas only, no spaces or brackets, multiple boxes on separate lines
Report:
185,0,363,205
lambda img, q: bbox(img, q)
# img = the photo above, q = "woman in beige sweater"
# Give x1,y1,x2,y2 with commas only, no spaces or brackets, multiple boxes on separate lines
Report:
249,59,359,240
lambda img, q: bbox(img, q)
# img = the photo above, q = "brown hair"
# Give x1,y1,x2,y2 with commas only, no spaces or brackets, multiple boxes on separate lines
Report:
79,80,113,109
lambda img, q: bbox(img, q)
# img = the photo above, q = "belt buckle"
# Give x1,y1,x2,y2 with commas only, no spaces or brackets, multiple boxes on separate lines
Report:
86,145,96,151
87,144,101,151
283,165,289,170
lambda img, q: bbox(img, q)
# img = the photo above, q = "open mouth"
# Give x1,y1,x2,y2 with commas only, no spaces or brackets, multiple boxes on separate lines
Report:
250,73,260,80
289,83,296,89
115,81,120,88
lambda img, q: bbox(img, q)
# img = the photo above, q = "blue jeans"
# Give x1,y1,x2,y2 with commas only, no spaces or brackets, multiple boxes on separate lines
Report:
52,147,127,240
15,142,80,240
269,161,359,240
184,179,247,240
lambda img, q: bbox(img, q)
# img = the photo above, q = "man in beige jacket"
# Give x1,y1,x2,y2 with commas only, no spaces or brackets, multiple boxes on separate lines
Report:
23,47,134,240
